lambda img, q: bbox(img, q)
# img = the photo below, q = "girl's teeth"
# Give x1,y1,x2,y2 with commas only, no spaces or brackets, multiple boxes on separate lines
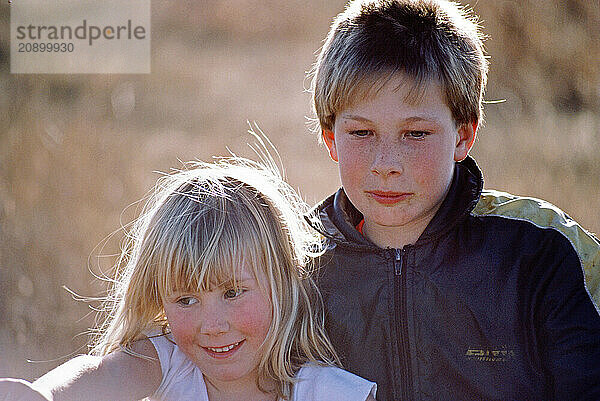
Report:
208,341,240,353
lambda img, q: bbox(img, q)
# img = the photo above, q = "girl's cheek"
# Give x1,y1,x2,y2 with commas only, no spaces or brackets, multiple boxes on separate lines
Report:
235,296,273,336
164,308,195,341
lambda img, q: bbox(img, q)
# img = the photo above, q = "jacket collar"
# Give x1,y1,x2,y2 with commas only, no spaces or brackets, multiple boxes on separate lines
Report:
307,156,484,248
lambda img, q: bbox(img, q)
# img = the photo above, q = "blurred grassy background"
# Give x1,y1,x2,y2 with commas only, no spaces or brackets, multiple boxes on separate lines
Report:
1,0,598,380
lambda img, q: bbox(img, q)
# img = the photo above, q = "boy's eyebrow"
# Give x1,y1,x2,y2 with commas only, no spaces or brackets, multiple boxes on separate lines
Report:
340,114,441,125
403,116,440,124
340,114,373,123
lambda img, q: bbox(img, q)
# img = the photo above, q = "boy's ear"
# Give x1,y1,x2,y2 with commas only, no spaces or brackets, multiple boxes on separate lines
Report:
454,121,478,162
322,129,339,162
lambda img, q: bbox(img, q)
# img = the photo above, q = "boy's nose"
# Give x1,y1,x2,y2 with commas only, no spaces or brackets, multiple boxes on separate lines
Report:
371,145,403,177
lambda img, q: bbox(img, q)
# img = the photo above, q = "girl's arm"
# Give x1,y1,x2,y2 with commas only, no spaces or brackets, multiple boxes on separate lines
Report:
2,338,161,401
0,379,51,401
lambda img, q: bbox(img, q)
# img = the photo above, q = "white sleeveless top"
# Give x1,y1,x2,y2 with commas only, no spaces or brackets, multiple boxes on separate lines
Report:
147,334,376,401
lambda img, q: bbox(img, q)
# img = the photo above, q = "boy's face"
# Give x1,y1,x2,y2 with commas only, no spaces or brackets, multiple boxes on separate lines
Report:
323,74,476,247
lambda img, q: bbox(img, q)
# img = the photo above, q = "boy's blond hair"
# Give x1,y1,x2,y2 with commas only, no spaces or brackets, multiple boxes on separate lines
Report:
312,0,488,131
91,157,339,400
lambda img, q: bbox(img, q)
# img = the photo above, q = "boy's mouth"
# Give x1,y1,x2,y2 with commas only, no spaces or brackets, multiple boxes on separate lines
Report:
203,340,245,358
366,191,412,205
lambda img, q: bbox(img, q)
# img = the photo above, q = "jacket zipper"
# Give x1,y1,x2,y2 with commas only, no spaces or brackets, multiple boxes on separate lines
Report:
394,247,413,399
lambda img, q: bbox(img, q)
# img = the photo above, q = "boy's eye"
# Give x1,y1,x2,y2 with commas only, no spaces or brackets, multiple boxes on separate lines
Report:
349,130,372,137
224,288,244,299
406,131,429,139
176,296,199,306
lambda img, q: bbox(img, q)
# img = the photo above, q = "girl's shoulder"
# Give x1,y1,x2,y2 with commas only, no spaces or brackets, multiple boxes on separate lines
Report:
293,364,376,401
145,334,376,401
146,332,209,401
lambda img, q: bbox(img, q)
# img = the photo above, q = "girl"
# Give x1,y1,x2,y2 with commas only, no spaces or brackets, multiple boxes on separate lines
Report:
0,157,376,401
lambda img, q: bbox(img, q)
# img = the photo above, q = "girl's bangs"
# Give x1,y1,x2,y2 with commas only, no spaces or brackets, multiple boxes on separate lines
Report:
155,185,272,297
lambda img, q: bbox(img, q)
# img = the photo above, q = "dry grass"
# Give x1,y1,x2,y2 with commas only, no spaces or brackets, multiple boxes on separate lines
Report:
1,0,598,380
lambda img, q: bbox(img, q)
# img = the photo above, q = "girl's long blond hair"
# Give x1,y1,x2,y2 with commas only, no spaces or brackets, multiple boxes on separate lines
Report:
90,156,339,399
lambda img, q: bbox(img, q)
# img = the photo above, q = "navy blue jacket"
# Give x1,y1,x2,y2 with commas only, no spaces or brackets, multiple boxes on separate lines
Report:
308,157,600,401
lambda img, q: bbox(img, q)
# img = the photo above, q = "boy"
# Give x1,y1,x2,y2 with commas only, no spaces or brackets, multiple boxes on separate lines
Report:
305,0,600,400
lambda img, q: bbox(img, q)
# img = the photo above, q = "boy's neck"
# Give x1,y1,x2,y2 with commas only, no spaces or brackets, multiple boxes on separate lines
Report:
362,221,424,249
361,203,443,249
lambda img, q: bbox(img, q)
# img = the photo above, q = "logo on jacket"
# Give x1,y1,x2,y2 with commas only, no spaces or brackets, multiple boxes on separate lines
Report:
465,346,515,362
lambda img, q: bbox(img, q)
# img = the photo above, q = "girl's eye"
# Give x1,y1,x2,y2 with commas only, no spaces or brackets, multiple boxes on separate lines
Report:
349,130,372,137
224,288,244,299
406,131,429,139
176,296,199,306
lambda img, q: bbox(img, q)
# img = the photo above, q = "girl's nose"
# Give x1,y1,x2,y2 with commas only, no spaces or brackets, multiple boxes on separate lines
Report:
200,306,229,335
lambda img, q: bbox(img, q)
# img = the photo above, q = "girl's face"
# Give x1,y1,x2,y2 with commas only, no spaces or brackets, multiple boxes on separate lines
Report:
162,265,273,393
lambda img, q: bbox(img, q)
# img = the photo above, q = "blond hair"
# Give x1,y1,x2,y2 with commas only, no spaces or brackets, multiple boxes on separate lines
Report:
91,157,339,399
311,0,488,132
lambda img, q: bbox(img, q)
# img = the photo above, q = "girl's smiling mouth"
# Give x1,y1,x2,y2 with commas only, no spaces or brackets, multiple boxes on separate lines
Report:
203,340,245,358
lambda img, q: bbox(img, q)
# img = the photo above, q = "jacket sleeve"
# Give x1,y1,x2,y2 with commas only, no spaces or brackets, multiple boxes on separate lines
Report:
535,233,600,401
